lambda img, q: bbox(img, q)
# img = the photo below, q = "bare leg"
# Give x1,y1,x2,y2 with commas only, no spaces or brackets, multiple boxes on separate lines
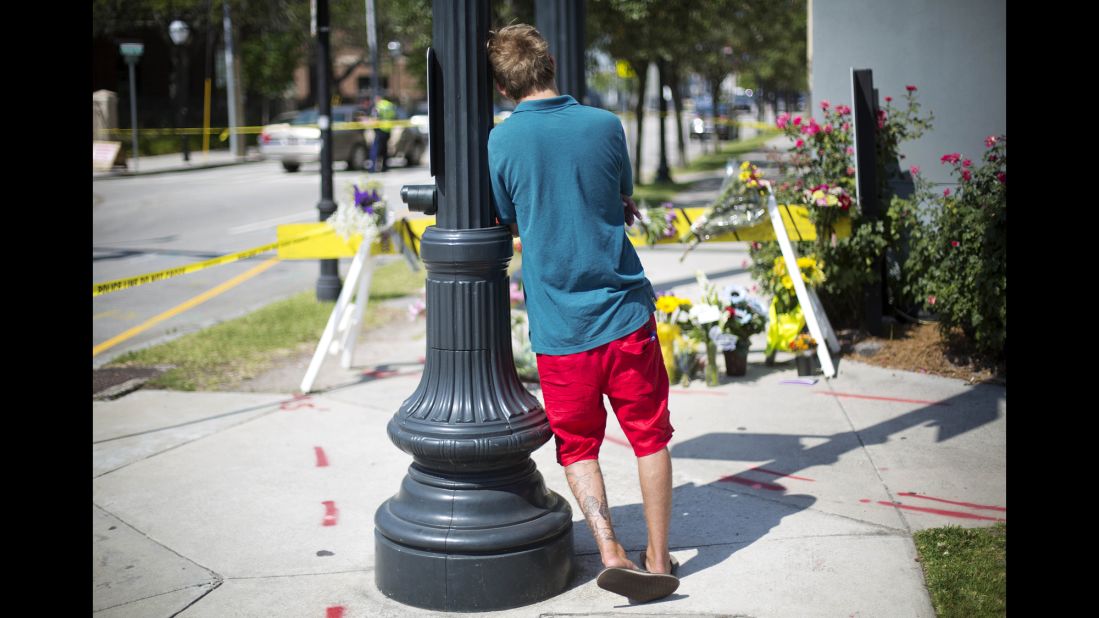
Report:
637,447,673,574
564,459,637,570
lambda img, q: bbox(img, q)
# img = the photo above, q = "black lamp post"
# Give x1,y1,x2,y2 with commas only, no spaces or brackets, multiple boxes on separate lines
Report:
315,0,341,301
535,0,586,103
373,0,574,611
169,20,191,162
386,40,401,106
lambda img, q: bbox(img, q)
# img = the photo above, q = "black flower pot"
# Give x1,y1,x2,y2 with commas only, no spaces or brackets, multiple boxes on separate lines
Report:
724,349,748,376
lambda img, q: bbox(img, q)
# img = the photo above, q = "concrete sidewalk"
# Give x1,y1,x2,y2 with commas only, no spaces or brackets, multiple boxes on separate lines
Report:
92,148,266,179
92,335,1005,617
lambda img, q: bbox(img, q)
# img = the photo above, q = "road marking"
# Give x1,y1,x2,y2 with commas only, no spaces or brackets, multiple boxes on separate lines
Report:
229,210,316,235
91,256,280,357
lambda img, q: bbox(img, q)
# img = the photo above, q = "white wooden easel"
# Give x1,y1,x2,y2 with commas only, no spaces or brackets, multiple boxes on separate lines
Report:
299,240,376,393
765,186,840,378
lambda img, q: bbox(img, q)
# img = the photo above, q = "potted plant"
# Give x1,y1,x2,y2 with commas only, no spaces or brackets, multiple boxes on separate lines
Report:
788,333,819,376
714,284,768,376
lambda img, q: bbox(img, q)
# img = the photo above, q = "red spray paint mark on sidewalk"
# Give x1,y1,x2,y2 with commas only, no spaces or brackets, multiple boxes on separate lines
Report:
897,492,1005,512
718,474,786,492
669,389,728,397
326,607,345,618
281,394,327,411
322,501,339,526
816,392,951,406
315,447,329,467
873,500,1006,522
747,466,816,482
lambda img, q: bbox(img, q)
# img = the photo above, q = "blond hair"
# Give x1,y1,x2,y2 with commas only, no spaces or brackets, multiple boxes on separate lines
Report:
486,24,556,101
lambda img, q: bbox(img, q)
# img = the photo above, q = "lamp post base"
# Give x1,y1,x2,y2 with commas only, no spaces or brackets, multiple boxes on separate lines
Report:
374,460,575,611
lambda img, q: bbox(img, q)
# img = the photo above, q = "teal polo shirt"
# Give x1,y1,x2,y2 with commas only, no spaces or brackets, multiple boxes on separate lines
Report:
488,95,655,355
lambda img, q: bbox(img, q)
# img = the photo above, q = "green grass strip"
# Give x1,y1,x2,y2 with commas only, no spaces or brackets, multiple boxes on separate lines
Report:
913,523,1006,617
107,257,427,391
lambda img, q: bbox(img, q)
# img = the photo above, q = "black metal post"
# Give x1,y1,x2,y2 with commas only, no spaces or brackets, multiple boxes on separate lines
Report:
179,43,191,162
535,0,586,103
655,57,672,183
374,0,574,611
315,0,341,301
851,69,883,335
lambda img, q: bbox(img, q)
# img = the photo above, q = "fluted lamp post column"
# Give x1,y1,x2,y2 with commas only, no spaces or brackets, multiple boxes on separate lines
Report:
373,0,574,611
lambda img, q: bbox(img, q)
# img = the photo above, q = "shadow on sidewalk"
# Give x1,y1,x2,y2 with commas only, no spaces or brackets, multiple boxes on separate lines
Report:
563,383,1005,584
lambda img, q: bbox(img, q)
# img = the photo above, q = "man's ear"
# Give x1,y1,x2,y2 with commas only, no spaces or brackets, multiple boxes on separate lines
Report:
494,81,510,101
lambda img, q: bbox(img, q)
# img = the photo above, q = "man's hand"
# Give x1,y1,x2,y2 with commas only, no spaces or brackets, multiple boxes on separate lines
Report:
622,194,641,227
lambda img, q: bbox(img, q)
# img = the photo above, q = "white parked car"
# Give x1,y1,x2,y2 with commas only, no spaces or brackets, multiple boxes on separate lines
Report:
259,105,427,173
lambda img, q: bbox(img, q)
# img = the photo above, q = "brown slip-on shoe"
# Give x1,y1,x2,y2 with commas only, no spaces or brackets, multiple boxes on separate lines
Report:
638,548,680,576
596,566,680,602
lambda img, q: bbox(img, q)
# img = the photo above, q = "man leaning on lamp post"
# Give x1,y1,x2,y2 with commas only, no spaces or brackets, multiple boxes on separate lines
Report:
486,24,680,603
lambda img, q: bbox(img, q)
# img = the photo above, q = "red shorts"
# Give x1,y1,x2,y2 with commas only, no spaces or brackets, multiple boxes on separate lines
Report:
536,315,673,466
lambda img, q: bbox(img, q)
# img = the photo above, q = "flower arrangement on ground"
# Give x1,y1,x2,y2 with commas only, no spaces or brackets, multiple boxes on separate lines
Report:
757,255,826,358
712,283,768,376
327,177,389,247
654,293,692,382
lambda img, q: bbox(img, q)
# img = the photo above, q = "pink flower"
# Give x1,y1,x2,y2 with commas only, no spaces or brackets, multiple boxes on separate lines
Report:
988,155,998,162
742,259,750,268
836,105,852,116
751,242,762,250
950,240,960,248
776,113,789,129
928,295,936,305
793,116,802,126
943,188,951,197
940,153,961,164
962,159,972,168
824,124,833,133
906,85,917,92
884,96,893,103
962,170,972,181
997,172,1006,184
876,109,887,129
847,166,856,176
846,146,855,155
806,122,820,136
910,165,920,176
842,122,850,132
751,284,759,293
795,138,804,148
820,100,831,111
985,135,999,148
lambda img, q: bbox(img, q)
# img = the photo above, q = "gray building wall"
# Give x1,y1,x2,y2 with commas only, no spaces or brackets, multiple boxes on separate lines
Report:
809,0,1005,187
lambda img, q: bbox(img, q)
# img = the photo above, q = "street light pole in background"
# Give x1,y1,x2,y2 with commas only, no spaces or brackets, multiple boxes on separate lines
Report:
119,42,144,171
386,40,402,104
169,20,191,162
315,0,342,301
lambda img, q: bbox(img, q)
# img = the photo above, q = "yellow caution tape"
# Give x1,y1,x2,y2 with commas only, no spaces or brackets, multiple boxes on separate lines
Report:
277,217,434,259
92,225,334,297
104,119,419,139
627,205,850,246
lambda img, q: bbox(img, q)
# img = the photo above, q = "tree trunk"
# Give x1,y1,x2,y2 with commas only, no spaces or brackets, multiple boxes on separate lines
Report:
632,59,647,183
710,76,722,155
669,61,687,168
655,58,672,183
